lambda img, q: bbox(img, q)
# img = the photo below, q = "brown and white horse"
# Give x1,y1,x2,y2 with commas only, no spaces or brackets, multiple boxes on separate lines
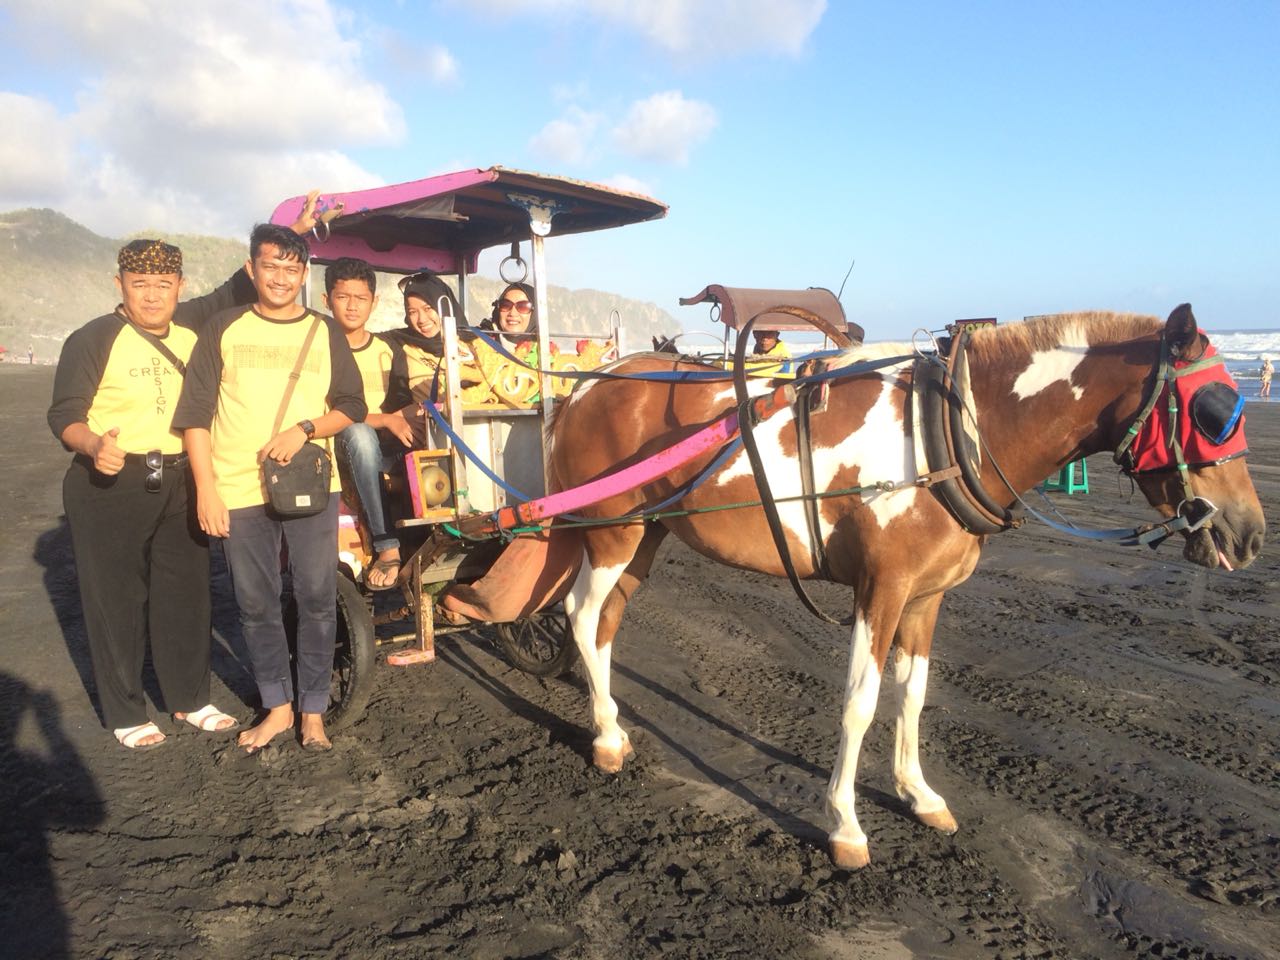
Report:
544,304,1264,869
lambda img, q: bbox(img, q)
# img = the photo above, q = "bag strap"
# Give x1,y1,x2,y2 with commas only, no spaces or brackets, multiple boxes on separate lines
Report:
117,311,187,376
270,315,324,438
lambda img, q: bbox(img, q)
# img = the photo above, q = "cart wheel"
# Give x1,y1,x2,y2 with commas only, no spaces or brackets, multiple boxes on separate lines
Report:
327,573,375,730
494,606,578,677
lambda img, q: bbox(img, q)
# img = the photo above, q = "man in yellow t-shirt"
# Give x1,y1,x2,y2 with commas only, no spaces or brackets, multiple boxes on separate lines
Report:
48,239,260,750
175,224,365,754
325,257,416,589
746,329,792,376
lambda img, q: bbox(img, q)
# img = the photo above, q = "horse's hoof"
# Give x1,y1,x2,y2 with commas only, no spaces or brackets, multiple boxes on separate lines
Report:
917,807,958,834
593,743,627,773
829,839,870,870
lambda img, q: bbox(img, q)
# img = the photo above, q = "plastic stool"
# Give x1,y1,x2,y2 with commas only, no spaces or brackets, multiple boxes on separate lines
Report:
1044,459,1089,495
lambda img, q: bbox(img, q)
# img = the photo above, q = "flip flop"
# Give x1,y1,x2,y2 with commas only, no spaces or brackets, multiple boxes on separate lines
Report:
114,721,166,751
366,557,401,592
176,704,240,732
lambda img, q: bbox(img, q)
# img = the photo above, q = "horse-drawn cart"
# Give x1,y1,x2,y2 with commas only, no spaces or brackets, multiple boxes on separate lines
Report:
271,169,1264,871
269,167,667,728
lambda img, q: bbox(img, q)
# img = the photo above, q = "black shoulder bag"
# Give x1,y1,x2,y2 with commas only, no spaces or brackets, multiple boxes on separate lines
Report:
262,316,332,517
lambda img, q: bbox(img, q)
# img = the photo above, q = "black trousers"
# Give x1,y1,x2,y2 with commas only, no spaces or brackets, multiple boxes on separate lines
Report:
63,455,212,729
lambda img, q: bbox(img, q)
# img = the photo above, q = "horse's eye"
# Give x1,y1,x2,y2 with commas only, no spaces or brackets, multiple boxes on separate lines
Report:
1191,381,1244,445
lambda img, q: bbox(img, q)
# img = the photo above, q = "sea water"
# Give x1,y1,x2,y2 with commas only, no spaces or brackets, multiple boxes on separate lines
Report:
1207,328,1279,402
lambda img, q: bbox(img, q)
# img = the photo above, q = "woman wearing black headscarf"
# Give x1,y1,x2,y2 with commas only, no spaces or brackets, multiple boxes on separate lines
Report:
383,272,473,445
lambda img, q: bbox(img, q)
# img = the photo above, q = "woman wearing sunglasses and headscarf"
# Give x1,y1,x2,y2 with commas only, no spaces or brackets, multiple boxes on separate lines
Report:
471,282,557,406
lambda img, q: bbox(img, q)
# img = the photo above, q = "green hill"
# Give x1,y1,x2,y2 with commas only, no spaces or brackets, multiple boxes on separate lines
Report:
0,208,679,362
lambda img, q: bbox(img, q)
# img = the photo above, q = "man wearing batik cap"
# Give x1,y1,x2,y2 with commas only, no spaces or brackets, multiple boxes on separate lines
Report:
49,239,246,750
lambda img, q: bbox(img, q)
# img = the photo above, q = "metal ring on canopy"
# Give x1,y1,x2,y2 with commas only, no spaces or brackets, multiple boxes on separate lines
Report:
499,242,528,283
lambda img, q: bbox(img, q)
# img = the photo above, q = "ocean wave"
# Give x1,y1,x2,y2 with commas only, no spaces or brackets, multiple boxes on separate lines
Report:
1206,328,1280,363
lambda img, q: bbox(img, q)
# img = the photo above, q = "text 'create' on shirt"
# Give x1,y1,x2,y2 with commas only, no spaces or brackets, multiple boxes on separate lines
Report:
48,315,197,455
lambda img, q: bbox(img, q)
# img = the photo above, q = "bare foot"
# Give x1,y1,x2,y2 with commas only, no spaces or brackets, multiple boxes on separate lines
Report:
299,712,332,751
238,704,294,752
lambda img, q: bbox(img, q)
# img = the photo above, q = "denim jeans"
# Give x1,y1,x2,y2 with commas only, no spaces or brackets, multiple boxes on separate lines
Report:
222,494,339,715
336,422,399,555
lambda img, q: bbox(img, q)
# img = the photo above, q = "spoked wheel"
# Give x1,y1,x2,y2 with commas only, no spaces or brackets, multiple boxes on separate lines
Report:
327,573,376,729
494,605,578,677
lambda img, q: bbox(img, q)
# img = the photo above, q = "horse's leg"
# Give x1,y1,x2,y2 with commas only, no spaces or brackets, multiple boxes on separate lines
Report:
826,587,905,869
591,524,669,767
564,522,660,772
891,593,958,834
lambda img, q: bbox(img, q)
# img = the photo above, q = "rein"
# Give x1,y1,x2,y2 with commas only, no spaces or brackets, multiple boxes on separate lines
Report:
464,325,844,385
436,313,1225,627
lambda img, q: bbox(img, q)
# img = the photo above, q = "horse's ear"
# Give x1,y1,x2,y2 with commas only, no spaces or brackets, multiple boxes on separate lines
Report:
1166,303,1199,359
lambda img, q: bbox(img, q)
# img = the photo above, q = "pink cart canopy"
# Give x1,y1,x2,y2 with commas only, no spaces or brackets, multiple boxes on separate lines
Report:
270,166,668,274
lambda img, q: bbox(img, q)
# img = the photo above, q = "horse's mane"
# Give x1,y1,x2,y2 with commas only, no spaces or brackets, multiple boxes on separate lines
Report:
826,340,917,371
967,311,1161,364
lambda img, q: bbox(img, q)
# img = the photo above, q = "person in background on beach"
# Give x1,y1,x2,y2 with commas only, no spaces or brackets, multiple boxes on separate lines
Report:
46,201,328,751
324,257,416,590
174,223,365,754
1261,356,1272,399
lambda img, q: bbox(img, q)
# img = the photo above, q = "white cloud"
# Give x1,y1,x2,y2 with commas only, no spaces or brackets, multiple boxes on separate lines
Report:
602,173,657,198
612,91,716,165
380,31,462,87
0,94,76,200
461,0,826,56
0,0,404,236
422,46,462,85
530,107,604,165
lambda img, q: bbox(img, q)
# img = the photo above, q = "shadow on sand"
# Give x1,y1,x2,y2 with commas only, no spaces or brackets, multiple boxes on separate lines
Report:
0,671,105,960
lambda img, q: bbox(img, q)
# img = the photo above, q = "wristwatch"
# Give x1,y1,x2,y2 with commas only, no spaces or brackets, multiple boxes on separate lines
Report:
297,419,316,439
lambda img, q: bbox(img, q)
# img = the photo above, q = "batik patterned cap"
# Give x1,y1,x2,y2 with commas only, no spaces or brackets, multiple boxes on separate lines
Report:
117,239,183,274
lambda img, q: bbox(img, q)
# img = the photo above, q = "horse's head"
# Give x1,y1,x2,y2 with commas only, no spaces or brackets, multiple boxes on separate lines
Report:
1125,304,1265,570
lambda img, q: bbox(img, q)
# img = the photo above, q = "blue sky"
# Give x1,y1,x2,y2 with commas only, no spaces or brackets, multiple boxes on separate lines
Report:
1,0,1277,338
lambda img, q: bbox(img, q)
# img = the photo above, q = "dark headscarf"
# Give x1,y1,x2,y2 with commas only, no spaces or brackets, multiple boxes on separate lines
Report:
394,271,468,355
481,282,537,336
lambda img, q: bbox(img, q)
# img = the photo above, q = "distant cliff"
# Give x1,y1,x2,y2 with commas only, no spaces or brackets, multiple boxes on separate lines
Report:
0,208,679,360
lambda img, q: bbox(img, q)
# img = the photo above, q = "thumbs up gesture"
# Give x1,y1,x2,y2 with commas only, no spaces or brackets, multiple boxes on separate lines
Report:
93,427,126,476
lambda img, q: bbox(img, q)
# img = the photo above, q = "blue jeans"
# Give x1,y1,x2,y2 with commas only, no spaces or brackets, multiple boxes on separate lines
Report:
222,494,339,715
336,423,399,555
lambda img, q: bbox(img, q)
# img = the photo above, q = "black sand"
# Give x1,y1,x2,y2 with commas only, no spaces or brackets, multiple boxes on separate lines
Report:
2,364,1277,959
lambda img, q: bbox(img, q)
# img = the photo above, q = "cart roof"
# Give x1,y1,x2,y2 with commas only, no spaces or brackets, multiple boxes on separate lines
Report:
269,166,668,274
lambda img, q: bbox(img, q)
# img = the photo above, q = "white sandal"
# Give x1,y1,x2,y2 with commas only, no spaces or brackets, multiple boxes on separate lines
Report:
114,721,166,751
176,704,240,732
